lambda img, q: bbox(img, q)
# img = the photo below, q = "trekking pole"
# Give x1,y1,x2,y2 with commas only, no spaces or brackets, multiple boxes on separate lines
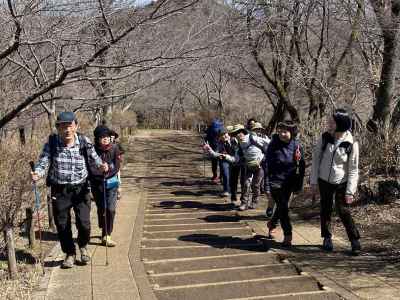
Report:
29,161,45,275
103,174,109,266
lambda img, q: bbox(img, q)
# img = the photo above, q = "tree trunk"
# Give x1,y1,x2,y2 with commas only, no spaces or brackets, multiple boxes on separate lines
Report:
4,226,17,279
371,30,399,131
26,208,36,248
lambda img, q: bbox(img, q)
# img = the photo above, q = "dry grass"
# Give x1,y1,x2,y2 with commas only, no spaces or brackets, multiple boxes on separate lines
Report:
0,262,42,300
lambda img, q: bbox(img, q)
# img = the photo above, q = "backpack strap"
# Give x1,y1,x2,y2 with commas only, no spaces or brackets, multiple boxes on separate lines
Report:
46,134,58,186
248,134,266,152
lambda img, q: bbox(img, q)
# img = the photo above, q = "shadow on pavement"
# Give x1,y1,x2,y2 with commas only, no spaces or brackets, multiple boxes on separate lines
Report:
178,234,269,252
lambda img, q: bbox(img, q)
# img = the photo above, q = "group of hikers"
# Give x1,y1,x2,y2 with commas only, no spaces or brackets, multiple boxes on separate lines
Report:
203,109,361,254
29,108,361,270
30,112,124,268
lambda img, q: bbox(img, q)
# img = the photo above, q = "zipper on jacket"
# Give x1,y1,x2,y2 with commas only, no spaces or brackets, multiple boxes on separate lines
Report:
327,145,338,183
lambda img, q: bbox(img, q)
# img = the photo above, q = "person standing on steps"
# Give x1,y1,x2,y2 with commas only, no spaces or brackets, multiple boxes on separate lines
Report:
205,118,224,184
311,109,361,255
31,112,108,269
222,125,270,211
265,120,305,247
90,126,122,247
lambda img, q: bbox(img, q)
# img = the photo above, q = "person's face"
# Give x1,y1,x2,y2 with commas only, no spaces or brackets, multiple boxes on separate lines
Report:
100,136,111,146
326,116,336,133
57,121,77,143
278,128,291,142
221,132,230,142
237,131,246,141
249,120,255,128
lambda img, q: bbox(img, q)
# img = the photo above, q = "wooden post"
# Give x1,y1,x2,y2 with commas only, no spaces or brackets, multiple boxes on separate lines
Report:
26,208,36,248
47,194,56,232
4,225,17,279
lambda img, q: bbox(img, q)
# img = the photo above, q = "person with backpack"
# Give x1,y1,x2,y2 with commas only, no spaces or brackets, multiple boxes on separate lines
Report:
222,125,270,211
203,129,235,198
31,112,108,268
205,119,224,183
90,126,122,247
265,120,305,247
310,109,361,255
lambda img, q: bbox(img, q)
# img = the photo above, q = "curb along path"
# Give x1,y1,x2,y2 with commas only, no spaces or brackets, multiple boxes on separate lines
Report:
130,132,342,300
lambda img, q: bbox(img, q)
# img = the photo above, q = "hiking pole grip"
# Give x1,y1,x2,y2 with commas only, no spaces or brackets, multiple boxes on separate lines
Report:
29,161,35,172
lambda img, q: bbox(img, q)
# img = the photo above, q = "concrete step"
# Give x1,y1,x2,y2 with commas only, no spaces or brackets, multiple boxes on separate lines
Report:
225,290,341,300
143,222,245,231
154,275,322,300
142,227,252,239
141,245,268,261
144,214,240,225
141,236,257,248
149,264,298,287
144,252,280,274
145,211,237,220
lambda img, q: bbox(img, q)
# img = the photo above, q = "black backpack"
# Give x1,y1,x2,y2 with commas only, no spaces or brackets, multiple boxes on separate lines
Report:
46,133,89,186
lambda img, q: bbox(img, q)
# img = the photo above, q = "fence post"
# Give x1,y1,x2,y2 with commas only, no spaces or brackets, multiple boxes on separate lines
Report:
26,208,36,248
4,225,17,279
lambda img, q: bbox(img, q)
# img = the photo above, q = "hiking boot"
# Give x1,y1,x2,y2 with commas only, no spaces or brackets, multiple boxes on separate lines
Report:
220,191,230,198
238,203,248,211
102,235,117,247
266,220,277,236
282,235,292,247
351,239,361,256
62,255,75,269
80,247,91,264
322,237,333,251
211,176,220,184
266,207,273,218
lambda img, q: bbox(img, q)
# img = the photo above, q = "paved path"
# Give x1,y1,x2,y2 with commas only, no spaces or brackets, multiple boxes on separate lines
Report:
33,130,400,299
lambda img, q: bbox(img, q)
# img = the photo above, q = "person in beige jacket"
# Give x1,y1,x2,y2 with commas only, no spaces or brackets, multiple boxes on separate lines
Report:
311,109,361,255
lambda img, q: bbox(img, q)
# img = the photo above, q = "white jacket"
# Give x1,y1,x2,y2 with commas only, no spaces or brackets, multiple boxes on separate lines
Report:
310,131,359,195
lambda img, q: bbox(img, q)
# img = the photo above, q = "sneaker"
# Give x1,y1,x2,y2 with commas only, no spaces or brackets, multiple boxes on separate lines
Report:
322,237,333,251
80,247,91,264
220,192,230,198
62,255,76,269
351,239,361,256
102,235,117,247
282,235,292,247
238,203,248,211
266,207,273,218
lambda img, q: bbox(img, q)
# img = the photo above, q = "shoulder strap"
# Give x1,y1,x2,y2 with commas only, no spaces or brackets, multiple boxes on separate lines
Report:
77,133,90,167
249,134,265,151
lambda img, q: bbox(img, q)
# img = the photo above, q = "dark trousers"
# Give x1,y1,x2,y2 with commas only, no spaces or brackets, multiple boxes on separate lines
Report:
270,187,292,236
51,183,91,255
318,179,360,241
211,157,219,178
230,165,240,199
91,184,118,237
219,161,231,193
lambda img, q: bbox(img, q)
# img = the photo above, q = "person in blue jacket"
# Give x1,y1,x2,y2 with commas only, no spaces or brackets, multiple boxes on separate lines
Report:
205,119,224,183
265,120,305,247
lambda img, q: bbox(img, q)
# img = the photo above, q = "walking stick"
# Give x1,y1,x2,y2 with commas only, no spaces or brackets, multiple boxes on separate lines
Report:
29,161,45,274
103,174,109,266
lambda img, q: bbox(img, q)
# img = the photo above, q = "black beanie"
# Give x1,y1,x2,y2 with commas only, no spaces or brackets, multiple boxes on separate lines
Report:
93,125,111,139
332,109,351,132
277,120,298,138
